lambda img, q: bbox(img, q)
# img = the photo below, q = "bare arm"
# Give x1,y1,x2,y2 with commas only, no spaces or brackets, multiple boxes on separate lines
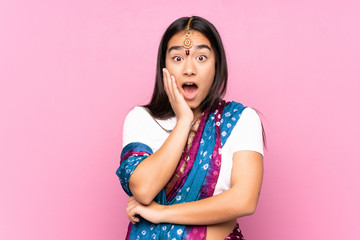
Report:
129,120,191,205
127,150,263,225
129,69,193,205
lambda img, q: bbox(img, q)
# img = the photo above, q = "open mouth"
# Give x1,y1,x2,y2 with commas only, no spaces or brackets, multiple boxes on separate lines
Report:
182,82,198,100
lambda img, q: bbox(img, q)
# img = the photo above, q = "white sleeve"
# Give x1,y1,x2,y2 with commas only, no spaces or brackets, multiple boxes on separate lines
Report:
122,107,155,148
122,107,173,152
229,107,264,157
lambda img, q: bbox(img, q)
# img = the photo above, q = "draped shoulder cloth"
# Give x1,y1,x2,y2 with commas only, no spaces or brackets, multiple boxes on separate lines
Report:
116,101,246,240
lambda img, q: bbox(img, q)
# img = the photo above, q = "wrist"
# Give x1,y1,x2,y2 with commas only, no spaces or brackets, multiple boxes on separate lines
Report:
176,118,192,129
159,205,170,223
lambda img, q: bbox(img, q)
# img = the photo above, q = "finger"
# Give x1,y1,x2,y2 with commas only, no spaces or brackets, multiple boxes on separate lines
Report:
129,214,140,224
163,68,171,97
127,205,138,223
129,206,141,223
133,216,140,223
127,197,138,209
164,69,174,101
126,198,143,224
162,68,169,96
171,75,180,96
126,200,138,217
127,202,137,213
126,199,139,214
171,75,184,102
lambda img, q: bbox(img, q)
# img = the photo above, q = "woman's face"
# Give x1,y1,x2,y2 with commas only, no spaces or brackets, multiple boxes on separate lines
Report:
165,30,215,115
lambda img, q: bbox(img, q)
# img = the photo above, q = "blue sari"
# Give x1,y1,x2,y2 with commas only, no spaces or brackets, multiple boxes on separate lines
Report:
116,101,246,240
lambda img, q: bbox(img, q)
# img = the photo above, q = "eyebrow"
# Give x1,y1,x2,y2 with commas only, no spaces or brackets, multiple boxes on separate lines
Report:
168,44,211,53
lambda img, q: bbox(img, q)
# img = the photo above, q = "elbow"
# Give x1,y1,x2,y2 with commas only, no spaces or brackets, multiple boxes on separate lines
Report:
238,203,257,217
135,194,153,206
244,204,257,216
235,198,258,217
129,183,155,205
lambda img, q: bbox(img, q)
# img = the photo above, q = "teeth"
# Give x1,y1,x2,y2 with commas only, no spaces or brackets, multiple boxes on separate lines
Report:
184,83,194,86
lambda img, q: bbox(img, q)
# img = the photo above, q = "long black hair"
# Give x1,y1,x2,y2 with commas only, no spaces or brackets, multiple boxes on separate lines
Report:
143,16,228,119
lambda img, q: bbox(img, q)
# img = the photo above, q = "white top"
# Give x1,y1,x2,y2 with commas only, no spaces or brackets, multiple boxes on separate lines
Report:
122,106,264,196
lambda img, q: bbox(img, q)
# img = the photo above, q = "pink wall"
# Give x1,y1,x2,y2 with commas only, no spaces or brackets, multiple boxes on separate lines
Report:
1,0,359,239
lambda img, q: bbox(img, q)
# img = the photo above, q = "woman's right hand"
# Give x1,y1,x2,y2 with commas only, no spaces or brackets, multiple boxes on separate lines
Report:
126,69,197,205
163,68,194,124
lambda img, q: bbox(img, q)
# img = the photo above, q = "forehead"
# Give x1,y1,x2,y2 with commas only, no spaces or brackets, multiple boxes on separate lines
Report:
167,30,211,49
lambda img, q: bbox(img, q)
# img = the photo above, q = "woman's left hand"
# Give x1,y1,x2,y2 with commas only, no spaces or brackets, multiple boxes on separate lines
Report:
126,196,165,224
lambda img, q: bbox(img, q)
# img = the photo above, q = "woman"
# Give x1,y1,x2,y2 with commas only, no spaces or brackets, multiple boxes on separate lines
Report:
116,16,264,240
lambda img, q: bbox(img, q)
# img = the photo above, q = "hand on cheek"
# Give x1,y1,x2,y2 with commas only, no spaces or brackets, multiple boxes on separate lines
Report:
162,68,193,124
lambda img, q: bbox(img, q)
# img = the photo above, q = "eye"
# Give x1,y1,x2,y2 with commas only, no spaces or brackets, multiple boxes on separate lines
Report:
197,55,207,61
172,56,183,62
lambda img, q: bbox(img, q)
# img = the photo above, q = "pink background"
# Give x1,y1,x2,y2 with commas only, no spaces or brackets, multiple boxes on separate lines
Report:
1,0,359,239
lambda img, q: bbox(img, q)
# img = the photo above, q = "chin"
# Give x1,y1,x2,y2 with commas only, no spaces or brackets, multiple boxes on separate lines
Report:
186,101,200,110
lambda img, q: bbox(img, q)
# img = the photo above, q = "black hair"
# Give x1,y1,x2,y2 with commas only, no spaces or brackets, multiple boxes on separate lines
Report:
143,16,227,119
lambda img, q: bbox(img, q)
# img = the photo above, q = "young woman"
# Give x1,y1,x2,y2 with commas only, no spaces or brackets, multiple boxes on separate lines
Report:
116,16,264,240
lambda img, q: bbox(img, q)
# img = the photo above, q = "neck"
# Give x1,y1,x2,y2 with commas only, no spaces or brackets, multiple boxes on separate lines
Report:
192,109,202,123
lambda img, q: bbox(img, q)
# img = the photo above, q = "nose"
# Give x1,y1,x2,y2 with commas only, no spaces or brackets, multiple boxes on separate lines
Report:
183,58,196,77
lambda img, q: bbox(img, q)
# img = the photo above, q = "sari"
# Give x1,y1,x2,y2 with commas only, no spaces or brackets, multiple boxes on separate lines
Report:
116,101,246,240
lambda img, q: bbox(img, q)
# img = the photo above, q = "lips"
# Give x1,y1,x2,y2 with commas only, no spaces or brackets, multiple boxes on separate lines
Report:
182,82,198,100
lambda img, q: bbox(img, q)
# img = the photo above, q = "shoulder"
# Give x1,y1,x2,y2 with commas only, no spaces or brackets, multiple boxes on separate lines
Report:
122,106,155,148
240,107,261,124
122,106,176,150
124,106,176,130
226,104,264,157
123,106,163,131
223,101,246,114
124,106,152,123
223,101,260,122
